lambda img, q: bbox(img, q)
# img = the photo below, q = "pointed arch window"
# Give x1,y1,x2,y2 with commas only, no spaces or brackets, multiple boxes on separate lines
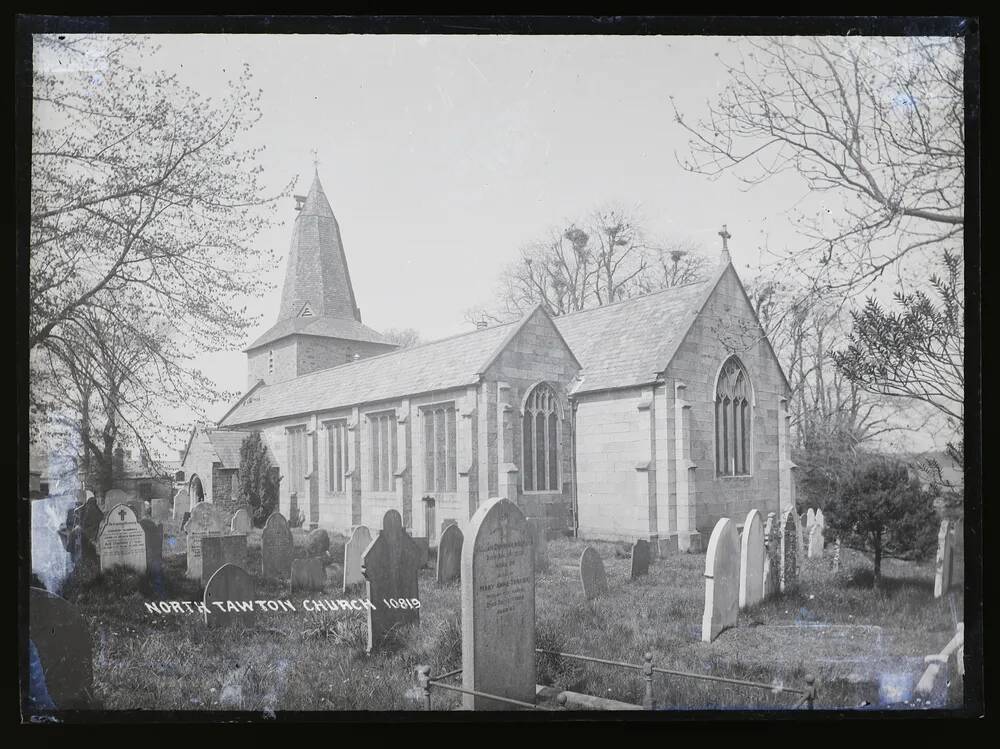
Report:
522,383,561,493
715,356,752,477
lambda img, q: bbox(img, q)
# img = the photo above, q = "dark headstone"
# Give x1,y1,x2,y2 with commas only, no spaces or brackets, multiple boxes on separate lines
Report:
203,564,256,628
291,557,327,592
435,523,463,584
580,546,609,601
139,518,163,579
306,528,331,557
363,510,422,651
201,534,248,586
29,587,93,709
262,512,293,580
780,509,798,592
411,536,430,568
630,539,651,579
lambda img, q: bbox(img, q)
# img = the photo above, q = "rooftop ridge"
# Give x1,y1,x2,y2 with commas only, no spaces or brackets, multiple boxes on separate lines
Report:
550,277,709,322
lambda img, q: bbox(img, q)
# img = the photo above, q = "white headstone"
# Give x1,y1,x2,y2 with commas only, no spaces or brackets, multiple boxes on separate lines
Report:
808,523,825,558
462,498,535,710
933,519,953,599
98,504,147,574
738,509,764,609
702,518,740,643
230,508,251,534
172,489,191,521
343,525,372,591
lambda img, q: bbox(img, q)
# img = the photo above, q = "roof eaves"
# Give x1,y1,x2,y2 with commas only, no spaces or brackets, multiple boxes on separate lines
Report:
217,380,267,428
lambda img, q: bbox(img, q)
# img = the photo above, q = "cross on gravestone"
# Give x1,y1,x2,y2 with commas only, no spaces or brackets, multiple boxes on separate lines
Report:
779,509,799,593
461,497,535,710
29,587,94,709
579,546,609,601
203,564,256,628
343,525,372,591
98,504,147,574
738,509,764,610
262,512,294,580
702,518,740,643
630,539,651,579
435,523,463,585
362,510,423,652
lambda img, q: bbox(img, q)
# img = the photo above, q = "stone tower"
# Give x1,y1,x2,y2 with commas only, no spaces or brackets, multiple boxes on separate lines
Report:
245,170,397,388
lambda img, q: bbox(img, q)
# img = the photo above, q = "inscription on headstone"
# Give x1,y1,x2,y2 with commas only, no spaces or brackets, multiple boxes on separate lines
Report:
702,518,740,642
580,546,609,601
262,512,294,580
343,525,372,591
738,509,764,609
201,534,248,586
436,522,463,584
461,497,535,710
363,510,423,651
203,564,256,628
98,504,147,574
630,539,651,579
186,503,228,580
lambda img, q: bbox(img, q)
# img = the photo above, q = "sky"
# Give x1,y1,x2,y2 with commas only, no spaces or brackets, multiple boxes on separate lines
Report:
37,34,954,456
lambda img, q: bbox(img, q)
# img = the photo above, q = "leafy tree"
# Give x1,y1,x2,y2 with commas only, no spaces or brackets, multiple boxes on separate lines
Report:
673,36,964,295
824,457,939,584
237,432,280,528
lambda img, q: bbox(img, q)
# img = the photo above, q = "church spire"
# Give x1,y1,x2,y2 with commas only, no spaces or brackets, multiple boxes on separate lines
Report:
278,169,361,322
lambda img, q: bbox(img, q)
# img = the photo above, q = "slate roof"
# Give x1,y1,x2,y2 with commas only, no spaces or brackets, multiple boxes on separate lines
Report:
221,266,730,427
553,279,710,394
246,316,393,351
221,322,520,426
204,429,255,468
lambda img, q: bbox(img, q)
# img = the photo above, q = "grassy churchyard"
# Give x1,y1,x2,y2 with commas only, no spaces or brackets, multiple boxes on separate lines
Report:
53,520,962,712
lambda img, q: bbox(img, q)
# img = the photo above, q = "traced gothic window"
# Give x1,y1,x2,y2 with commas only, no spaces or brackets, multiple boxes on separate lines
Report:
368,411,397,492
324,420,349,493
522,383,561,492
423,403,457,493
715,356,752,476
286,425,308,495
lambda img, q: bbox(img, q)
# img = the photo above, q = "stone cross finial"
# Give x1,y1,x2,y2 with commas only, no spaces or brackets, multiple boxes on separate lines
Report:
718,224,732,263
310,149,320,172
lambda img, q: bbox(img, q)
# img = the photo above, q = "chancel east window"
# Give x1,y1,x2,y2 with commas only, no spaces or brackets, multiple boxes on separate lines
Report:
368,411,397,492
286,425,308,495
522,383,560,492
423,403,457,493
325,420,349,493
715,356,752,476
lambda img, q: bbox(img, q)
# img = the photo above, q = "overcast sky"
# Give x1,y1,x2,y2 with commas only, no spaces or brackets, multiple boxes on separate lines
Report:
40,34,951,456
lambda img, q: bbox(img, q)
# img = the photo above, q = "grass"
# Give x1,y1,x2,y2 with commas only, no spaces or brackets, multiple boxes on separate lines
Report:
48,521,962,712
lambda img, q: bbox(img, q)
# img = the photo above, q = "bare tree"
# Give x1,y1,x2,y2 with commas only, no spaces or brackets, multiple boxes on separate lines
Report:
381,327,423,349
673,36,963,294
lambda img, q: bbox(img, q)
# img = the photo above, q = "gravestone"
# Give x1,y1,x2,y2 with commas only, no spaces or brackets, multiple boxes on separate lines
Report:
230,508,251,535
31,496,76,594
342,525,372,591
738,509,764,609
203,563,256,628
762,512,780,598
138,519,163,579
261,512,294,580
579,546,609,601
435,522,463,584
79,497,103,549
933,519,953,599
150,498,171,523
201,534,248,586
630,539,651,579
780,509,798,592
172,489,191,521
29,587,93,709
950,517,964,590
832,537,842,573
815,508,825,530
462,497,535,710
125,499,146,520
98,504,147,574
185,502,228,580
808,523,825,559
702,518,740,642
306,527,331,556
806,508,816,536
411,535,430,569
527,518,549,573
103,488,127,513
291,557,327,592
362,509,423,651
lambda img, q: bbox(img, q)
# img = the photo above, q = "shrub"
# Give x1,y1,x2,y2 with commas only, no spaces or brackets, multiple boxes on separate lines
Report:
236,432,279,528
825,456,939,584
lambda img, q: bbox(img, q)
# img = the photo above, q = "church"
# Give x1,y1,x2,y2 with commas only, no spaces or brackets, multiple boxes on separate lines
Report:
184,169,795,553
